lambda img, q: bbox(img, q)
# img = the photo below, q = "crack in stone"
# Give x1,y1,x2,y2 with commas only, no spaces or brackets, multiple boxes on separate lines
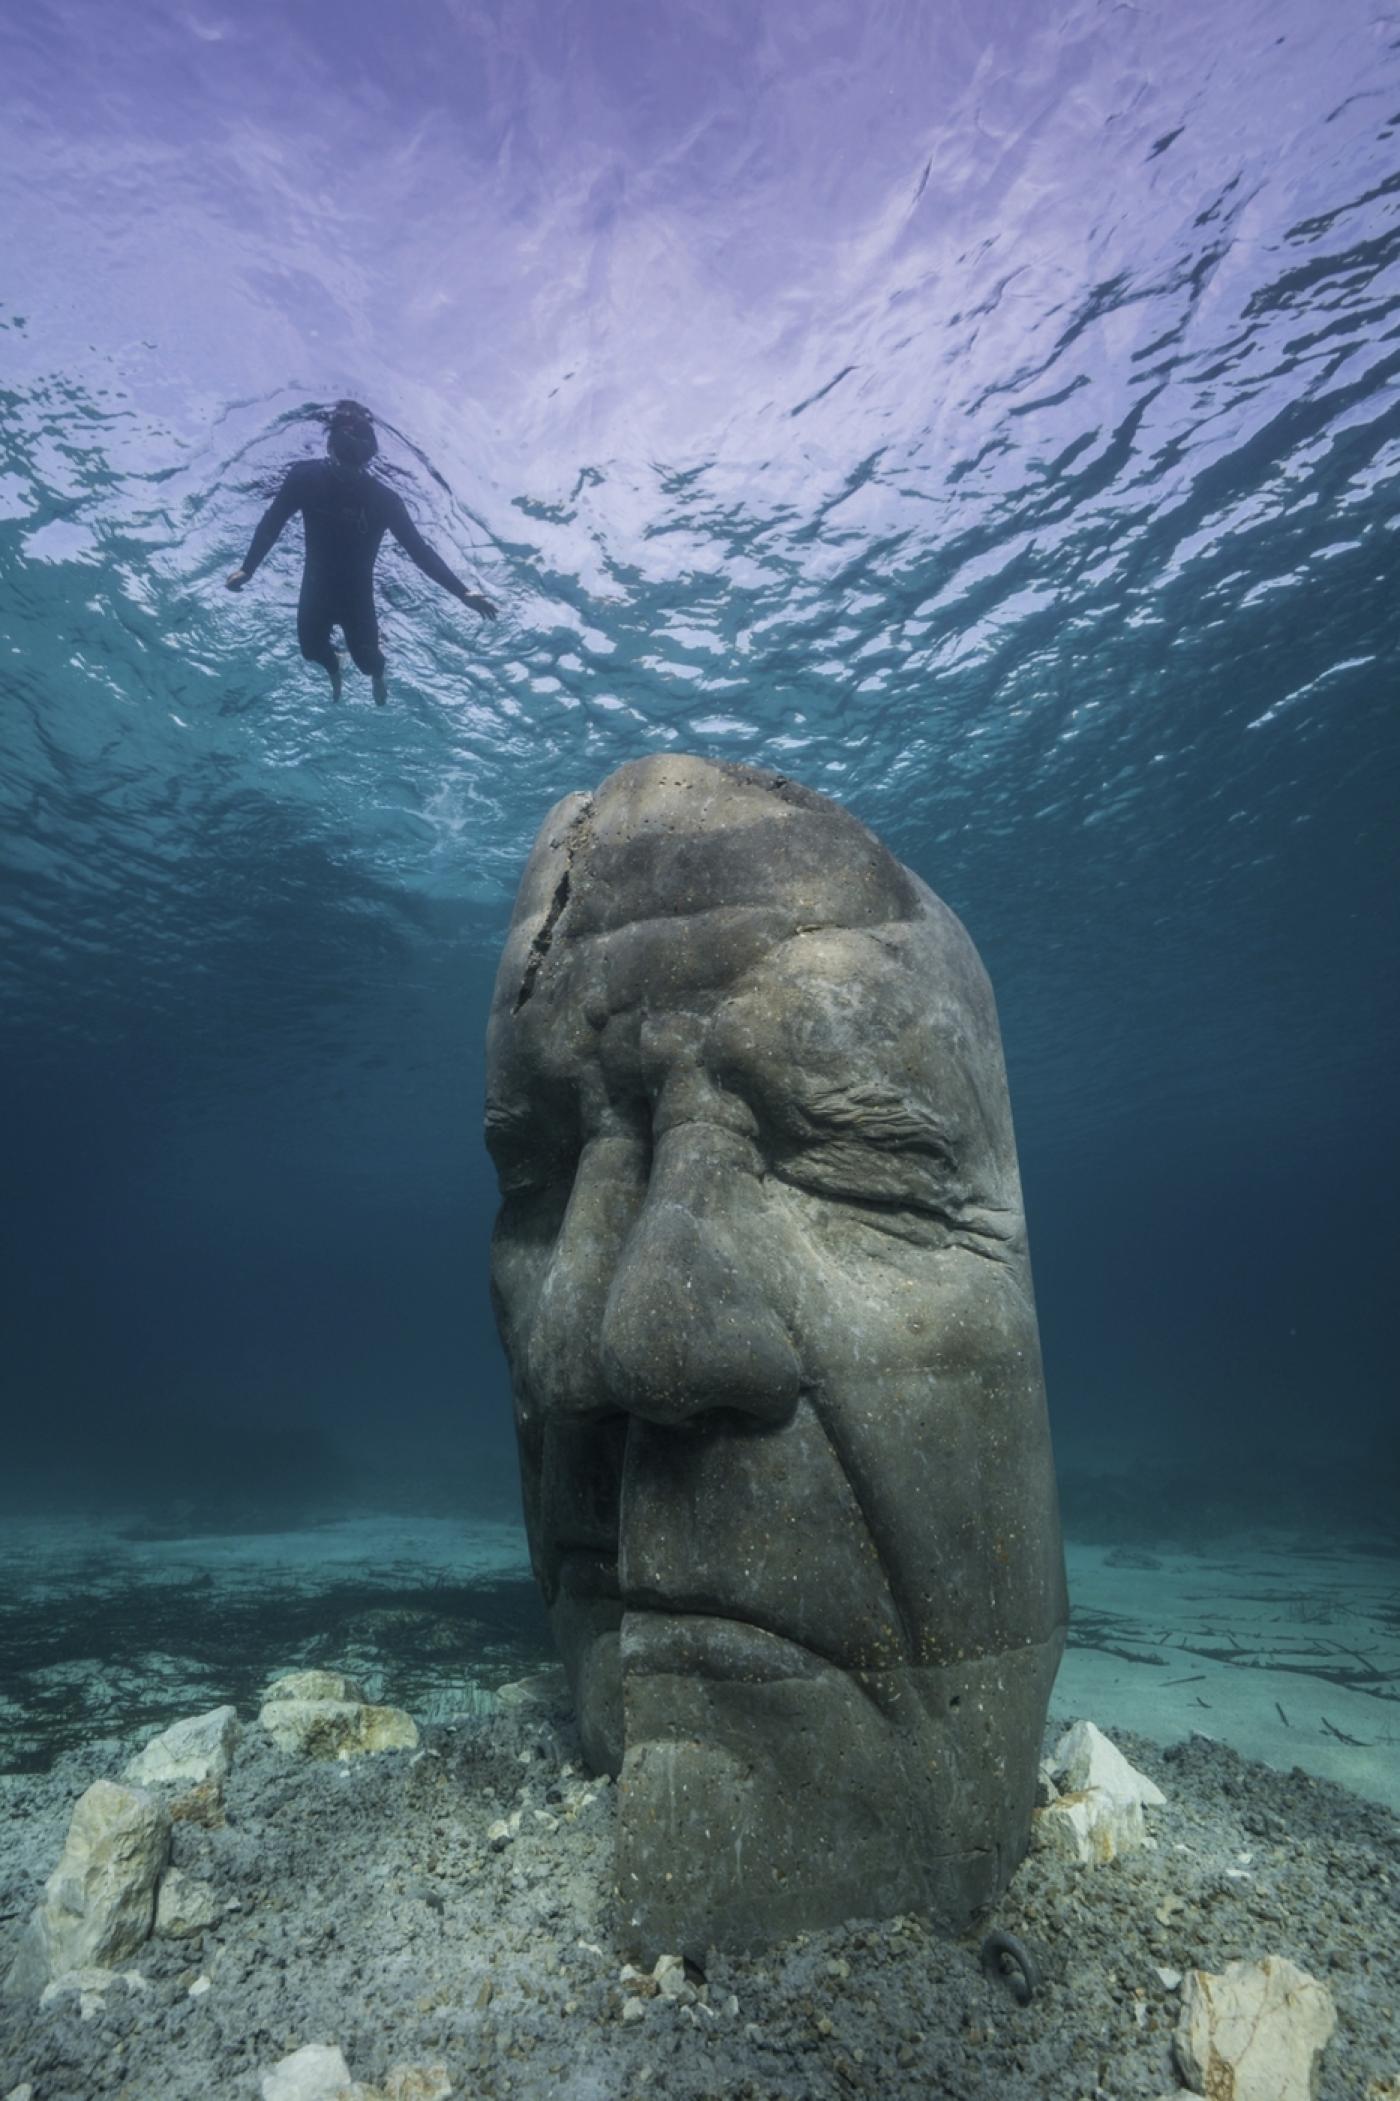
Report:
513,801,592,1013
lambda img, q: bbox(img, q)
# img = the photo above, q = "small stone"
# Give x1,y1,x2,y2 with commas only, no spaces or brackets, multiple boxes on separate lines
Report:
156,1867,221,1938
1155,1966,1183,1991
188,1974,211,1998
125,1706,241,1788
382,2069,452,2101
652,1953,688,1999
260,2042,353,2101
6,2083,35,2101
1174,1956,1336,2101
41,1964,115,2010
487,1820,513,1850
621,1996,647,2023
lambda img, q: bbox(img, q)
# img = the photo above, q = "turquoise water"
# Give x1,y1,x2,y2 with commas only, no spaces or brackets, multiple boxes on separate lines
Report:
2,0,1397,1512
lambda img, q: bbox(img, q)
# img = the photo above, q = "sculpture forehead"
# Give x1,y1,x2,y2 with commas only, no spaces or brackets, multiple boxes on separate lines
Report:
489,757,997,1097
563,755,923,936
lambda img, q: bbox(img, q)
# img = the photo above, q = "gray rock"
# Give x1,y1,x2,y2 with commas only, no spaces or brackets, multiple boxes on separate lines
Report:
486,756,1067,1955
125,1705,241,1788
2,1780,170,1998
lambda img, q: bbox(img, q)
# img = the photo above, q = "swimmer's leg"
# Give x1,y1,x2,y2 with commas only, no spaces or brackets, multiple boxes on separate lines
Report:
342,592,388,705
297,581,343,699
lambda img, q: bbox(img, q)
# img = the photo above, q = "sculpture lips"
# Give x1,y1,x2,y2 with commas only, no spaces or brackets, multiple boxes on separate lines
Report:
620,1609,833,1681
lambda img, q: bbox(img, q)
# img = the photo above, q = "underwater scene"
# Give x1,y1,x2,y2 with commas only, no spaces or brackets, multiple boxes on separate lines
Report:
1,0,1397,2096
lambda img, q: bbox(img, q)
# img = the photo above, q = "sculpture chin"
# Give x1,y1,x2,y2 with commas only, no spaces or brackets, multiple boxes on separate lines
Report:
616,1628,1065,1962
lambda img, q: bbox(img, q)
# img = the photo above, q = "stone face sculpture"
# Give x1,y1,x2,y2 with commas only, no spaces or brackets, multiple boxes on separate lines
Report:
486,756,1068,1956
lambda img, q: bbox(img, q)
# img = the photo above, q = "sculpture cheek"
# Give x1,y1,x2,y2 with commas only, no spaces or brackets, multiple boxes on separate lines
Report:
525,1138,649,1419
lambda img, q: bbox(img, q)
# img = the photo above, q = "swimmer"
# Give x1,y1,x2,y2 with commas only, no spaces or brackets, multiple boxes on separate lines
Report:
226,400,496,703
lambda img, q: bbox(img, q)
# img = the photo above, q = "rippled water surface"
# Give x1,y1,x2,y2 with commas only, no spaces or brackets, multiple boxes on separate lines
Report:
2,0,1397,1481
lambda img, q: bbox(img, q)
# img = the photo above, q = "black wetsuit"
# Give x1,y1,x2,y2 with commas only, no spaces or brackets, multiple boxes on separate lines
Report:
240,459,466,677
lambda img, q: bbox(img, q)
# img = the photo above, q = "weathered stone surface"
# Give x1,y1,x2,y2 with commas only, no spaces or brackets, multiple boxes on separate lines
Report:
259,1696,418,1760
1174,1956,1336,2101
1033,1786,1147,1864
154,1866,221,1937
125,1705,242,1788
486,756,1068,1955
260,2043,352,2101
2,1780,170,1998
263,1670,366,1705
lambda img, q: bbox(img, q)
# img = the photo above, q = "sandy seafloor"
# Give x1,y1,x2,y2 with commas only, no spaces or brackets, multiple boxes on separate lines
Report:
1,1506,1398,2099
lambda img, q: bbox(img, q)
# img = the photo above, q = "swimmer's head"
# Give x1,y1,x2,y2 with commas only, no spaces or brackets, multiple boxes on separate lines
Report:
327,400,377,468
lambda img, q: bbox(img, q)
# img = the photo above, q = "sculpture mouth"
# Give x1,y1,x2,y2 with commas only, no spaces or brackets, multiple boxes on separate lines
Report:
619,1607,837,1681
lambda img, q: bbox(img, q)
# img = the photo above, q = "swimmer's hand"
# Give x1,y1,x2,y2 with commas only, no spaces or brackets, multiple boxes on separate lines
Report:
225,568,248,591
460,589,498,620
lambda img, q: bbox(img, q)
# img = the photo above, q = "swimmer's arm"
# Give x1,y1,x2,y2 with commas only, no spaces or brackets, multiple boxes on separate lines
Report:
228,466,305,587
386,494,498,617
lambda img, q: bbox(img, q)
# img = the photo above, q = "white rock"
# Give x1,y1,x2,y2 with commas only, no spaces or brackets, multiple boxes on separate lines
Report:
125,1705,242,1788
1052,1719,1166,1809
6,2083,35,2101
260,2043,353,2101
1155,1966,1183,1991
188,1973,211,1998
1032,1789,1147,1864
621,1996,647,2023
2,1780,170,1998
263,1670,365,1704
653,1953,692,1999
155,1867,221,1937
1174,1956,1337,2101
259,1697,417,1760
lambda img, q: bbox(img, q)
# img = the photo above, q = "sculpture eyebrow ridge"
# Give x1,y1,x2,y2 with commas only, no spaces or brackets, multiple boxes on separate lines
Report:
795,1081,954,1153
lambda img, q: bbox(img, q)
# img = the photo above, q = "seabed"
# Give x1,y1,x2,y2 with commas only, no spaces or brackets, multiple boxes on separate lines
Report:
1,1500,1397,2098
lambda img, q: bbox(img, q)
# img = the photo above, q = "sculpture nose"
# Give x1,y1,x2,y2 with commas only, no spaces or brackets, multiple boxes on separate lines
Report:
598,1135,800,1428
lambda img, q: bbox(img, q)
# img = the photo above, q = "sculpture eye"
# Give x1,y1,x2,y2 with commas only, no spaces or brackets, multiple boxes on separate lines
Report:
485,1098,579,1196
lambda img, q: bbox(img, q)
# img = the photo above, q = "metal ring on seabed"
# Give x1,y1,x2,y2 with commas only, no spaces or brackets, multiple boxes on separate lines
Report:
980,1929,1040,2005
